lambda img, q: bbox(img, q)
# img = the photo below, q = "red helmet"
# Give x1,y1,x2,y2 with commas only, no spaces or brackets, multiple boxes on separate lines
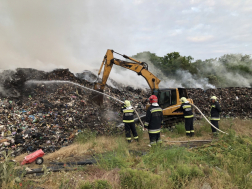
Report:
149,95,158,103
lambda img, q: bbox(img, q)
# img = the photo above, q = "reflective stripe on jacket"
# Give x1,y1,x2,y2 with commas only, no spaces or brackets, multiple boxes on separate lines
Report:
121,105,135,123
178,102,194,119
210,101,221,121
145,105,163,133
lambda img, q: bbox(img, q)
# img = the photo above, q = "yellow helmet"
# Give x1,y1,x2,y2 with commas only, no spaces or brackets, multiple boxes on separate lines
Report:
124,100,131,107
180,97,187,103
210,96,217,100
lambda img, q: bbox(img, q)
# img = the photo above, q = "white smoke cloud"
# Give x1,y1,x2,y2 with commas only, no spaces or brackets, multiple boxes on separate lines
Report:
199,54,252,87
0,0,161,90
0,0,251,91
128,52,215,89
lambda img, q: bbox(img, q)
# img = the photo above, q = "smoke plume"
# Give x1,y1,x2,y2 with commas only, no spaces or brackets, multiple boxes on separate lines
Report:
0,0,145,91
0,1,251,92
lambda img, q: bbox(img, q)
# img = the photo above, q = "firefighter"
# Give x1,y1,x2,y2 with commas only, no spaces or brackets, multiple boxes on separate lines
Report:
144,95,163,146
178,97,194,137
210,96,222,135
121,100,138,143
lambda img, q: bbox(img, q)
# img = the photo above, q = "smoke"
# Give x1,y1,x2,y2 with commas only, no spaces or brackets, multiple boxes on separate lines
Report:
0,1,251,91
129,52,252,89
0,0,132,70
170,70,215,89
0,1,82,71
129,52,215,89
0,0,148,90
198,54,252,87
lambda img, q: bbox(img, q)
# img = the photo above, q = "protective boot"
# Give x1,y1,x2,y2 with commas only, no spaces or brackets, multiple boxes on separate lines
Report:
190,132,194,137
135,139,139,142
127,140,132,143
213,132,219,138
186,133,191,137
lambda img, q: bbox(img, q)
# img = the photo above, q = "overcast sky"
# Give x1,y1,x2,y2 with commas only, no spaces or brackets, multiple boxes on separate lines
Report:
0,0,251,72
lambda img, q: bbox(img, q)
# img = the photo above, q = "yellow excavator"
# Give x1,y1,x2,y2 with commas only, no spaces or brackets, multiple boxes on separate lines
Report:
94,49,194,126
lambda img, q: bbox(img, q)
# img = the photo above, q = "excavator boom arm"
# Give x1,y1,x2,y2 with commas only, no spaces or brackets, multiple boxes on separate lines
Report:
95,49,161,92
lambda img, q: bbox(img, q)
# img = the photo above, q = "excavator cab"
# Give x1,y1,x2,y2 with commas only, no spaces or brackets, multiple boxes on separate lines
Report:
157,89,175,109
153,88,188,109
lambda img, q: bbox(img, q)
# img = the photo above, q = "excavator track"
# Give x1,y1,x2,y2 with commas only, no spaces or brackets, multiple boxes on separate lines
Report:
163,115,184,128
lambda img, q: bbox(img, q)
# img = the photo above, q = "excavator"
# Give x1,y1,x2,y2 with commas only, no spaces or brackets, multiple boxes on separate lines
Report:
94,49,194,126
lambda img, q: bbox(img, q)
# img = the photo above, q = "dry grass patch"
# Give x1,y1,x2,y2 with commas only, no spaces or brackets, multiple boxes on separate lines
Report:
78,166,120,189
13,153,27,164
25,166,120,189
220,118,252,136
14,136,120,167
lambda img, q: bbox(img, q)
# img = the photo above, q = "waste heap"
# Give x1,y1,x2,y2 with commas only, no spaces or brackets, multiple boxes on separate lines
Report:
187,88,252,118
0,68,149,157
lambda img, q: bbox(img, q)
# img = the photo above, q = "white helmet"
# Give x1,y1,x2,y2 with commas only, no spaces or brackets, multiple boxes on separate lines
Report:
210,96,217,100
180,97,187,103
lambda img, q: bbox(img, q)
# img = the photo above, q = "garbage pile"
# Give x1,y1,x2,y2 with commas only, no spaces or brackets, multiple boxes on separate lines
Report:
0,68,149,157
187,88,252,118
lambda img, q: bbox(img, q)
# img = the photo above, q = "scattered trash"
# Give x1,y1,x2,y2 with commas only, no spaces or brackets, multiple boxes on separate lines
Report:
188,88,252,118
0,68,149,157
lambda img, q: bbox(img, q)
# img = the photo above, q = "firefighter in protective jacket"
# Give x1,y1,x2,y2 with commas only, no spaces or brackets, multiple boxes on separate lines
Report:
210,96,222,134
144,95,163,146
121,100,138,143
178,97,194,137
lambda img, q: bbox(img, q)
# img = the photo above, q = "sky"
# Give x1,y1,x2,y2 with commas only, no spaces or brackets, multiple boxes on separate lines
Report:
0,0,251,74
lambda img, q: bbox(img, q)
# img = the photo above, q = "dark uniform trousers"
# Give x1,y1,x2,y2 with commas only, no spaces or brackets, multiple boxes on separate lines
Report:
125,122,138,141
185,118,194,136
149,132,162,146
210,120,219,133
210,102,221,134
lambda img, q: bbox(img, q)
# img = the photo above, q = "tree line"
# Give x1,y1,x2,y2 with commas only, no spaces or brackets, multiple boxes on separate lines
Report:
132,52,252,88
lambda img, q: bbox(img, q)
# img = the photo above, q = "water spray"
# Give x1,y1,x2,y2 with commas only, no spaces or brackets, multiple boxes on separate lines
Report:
25,80,145,128
25,80,223,134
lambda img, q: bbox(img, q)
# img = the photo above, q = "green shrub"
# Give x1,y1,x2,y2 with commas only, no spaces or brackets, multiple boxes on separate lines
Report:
75,129,97,144
194,121,212,136
169,164,204,188
97,152,130,170
194,130,252,188
175,122,185,135
79,180,112,189
97,138,131,170
135,125,144,140
0,151,24,188
161,128,170,134
120,168,163,189
171,164,203,181
143,147,192,172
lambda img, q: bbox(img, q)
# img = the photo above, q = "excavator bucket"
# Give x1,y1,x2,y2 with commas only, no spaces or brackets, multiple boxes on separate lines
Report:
91,93,104,106
91,84,104,106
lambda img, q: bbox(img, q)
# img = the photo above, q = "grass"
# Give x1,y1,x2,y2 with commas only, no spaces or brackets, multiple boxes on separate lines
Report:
4,118,252,188
78,180,112,189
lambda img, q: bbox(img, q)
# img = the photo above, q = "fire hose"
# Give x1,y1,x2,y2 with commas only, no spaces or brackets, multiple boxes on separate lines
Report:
133,107,145,130
190,103,228,135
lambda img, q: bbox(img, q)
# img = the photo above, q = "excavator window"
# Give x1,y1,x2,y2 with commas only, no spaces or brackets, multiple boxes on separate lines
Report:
178,88,188,99
171,89,177,105
158,89,177,109
158,90,171,109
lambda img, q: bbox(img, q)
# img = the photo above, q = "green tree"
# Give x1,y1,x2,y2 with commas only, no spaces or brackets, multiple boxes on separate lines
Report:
160,52,197,76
